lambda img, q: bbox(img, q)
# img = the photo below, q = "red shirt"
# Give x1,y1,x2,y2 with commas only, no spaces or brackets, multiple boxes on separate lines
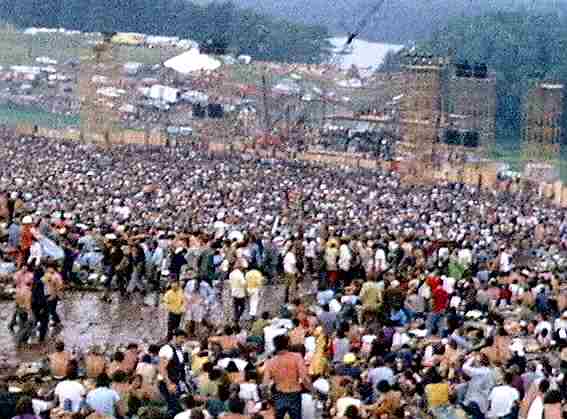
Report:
426,276,441,290
432,286,449,313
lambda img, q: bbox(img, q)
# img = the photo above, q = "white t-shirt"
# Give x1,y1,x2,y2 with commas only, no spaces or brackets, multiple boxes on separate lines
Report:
554,318,567,331
158,344,184,381
283,252,297,274
304,241,317,259
500,252,512,273
54,380,86,413
487,385,520,418
33,399,54,417
239,382,260,402
458,249,472,266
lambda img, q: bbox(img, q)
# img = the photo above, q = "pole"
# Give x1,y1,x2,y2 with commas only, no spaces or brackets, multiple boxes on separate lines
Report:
285,104,291,143
262,72,270,136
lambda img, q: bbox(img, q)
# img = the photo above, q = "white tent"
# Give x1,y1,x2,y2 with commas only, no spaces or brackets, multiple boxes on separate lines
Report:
145,85,180,104
164,49,221,74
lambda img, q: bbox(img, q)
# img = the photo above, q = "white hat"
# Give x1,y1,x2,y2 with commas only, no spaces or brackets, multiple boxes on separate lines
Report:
105,233,117,240
313,378,330,395
22,216,32,225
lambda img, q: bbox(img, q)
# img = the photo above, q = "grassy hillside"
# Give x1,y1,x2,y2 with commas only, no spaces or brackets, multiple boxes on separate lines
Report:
0,104,79,128
0,29,178,67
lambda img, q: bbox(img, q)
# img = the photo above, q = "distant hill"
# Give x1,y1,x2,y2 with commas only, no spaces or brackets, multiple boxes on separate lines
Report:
229,0,567,44
0,0,332,64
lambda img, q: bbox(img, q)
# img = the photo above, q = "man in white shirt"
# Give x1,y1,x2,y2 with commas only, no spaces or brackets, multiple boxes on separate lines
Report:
283,246,298,303
159,330,188,417
374,246,388,273
534,314,553,337
458,246,473,268
487,372,520,419
499,247,512,274
303,237,318,276
338,240,352,280
229,266,247,322
54,360,86,413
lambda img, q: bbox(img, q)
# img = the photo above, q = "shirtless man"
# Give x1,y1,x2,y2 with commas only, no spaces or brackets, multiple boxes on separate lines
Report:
85,345,107,379
49,341,73,379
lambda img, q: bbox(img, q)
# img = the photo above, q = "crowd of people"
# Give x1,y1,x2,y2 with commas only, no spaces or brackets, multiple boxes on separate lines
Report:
2,134,567,419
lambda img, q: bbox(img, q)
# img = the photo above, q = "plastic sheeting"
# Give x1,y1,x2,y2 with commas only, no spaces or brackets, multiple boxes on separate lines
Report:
39,237,64,260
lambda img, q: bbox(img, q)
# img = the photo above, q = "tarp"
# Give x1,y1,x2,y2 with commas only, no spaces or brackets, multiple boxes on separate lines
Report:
40,237,64,260
164,49,221,74
146,85,180,104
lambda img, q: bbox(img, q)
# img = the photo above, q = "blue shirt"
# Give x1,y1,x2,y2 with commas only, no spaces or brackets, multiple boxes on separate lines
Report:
86,387,120,417
8,224,20,249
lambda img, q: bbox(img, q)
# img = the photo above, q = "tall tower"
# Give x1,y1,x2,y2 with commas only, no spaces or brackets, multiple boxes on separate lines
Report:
446,62,496,158
398,54,445,160
522,81,564,180
79,33,123,146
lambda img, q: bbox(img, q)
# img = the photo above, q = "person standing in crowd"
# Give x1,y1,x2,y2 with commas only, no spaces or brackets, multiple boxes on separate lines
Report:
283,243,298,303
101,235,123,303
338,237,353,288
19,216,34,268
127,243,147,296
41,261,64,327
86,372,124,418
170,246,188,282
324,238,339,290
8,262,33,334
163,280,186,342
428,276,449,336
184,276,215,337
30,264,49,343
53,359,86,414
263,334,312,419
229,261,247,323
159,329,188,417
245,267,264,320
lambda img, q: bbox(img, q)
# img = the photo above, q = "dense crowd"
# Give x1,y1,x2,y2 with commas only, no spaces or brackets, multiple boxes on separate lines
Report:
2,135,567,419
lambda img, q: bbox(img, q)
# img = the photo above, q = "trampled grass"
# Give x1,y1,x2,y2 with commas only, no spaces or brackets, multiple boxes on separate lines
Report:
0,30,177,66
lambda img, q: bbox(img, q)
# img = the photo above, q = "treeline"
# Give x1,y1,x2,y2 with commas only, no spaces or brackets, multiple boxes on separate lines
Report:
0,0,332,63
231,0,567,44
411,11,567,140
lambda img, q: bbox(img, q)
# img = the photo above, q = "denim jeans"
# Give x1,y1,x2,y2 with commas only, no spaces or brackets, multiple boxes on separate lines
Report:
273,391,302,419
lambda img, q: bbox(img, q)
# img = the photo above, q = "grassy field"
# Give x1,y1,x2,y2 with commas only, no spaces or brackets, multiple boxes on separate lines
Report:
0,104,79,128
0,28,179,66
